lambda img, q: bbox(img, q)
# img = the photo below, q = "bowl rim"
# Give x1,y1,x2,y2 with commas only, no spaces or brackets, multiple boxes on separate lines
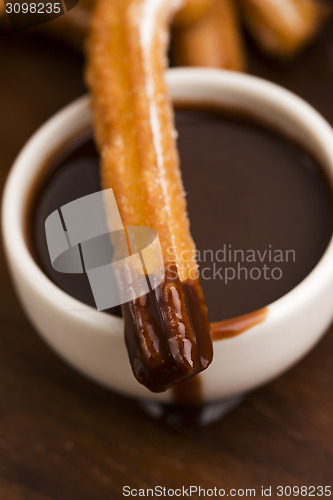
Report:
2,67,333,338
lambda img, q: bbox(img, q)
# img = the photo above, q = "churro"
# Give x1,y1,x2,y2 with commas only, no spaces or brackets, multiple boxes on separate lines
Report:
240,0,329,58
172,0,246,71
173,0,213,26
4,0,327,64
86,0,213,393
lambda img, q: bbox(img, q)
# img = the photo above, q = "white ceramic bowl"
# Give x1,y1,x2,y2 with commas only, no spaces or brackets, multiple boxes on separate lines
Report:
2,68,333,405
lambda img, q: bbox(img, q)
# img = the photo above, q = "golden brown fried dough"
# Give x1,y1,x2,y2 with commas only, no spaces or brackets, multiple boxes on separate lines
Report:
240,0,329,58
172,0,246,71
86,0,213,392
174,0,213,26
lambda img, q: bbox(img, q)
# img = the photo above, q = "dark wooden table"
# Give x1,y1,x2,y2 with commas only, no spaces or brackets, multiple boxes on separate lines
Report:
1,22,333,500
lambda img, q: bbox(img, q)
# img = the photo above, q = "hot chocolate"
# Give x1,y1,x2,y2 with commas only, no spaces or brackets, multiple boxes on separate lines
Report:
30,105,333,327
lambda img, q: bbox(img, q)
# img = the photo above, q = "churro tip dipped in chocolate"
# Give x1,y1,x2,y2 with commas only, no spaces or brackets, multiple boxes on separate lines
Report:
86,0,213,393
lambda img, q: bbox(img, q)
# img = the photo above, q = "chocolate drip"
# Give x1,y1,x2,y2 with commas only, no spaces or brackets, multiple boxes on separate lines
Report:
123,267,213,393
212,308,268,341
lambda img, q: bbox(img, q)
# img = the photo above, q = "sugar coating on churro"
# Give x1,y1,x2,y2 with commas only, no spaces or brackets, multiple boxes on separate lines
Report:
139,0,184,250
86,0,213,393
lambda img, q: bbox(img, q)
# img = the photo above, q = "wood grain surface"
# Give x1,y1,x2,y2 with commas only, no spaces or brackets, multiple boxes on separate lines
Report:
0,19,333,500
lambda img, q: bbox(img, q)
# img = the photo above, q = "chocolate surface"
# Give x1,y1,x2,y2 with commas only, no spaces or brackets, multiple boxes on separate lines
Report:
30,107,333,323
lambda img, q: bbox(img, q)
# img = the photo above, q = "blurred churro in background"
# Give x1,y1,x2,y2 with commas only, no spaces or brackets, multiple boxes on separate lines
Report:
0,0,330,66
0,1,10,31
172,0,245,71
173,0,213,26
240,0,330,59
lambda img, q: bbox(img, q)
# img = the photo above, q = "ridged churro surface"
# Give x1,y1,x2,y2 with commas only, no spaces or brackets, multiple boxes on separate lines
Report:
86,0,213,392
